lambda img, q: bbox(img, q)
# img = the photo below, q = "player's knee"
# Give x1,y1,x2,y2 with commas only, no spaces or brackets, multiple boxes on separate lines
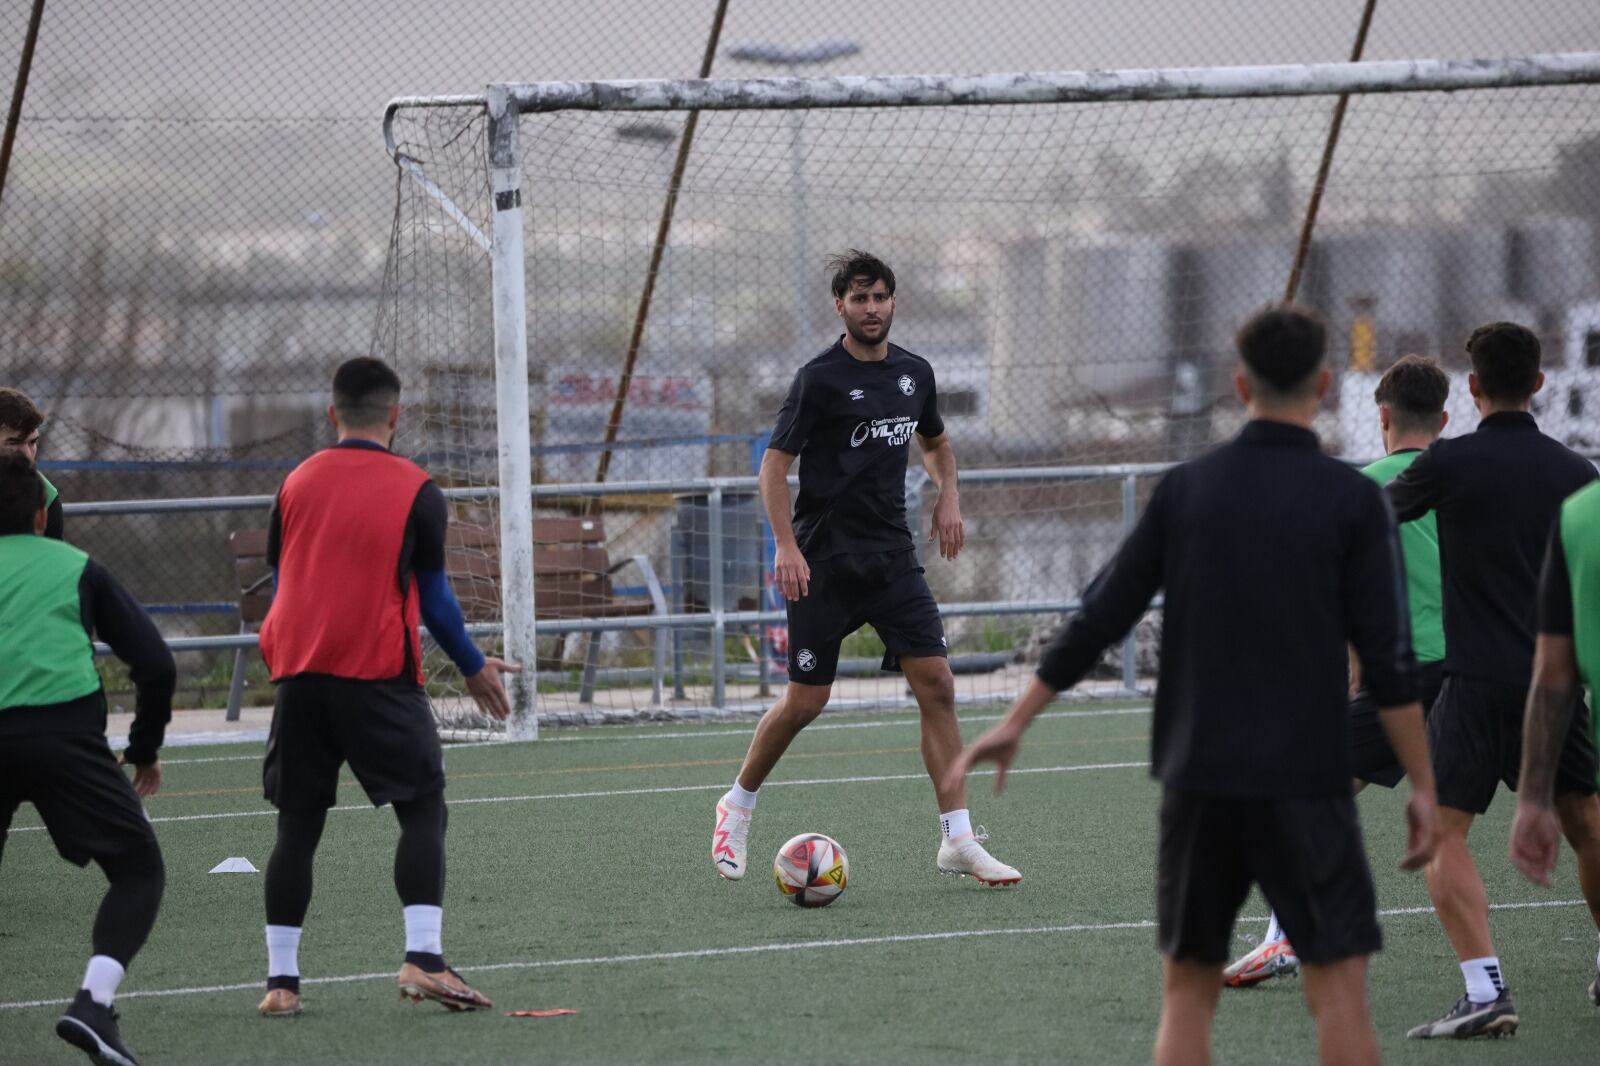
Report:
783,683,831,724
98,840,165,895
1555,793,1600,848
915,673,956,711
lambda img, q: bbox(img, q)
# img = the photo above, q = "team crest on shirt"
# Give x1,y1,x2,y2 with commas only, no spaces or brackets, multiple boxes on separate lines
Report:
849,389,864,401
796,649,816,672
897,374,915,396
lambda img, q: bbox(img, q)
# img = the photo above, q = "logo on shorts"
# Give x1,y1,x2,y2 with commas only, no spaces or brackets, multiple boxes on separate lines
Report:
898,374,915,396
796,649,816,672
849,389,864,401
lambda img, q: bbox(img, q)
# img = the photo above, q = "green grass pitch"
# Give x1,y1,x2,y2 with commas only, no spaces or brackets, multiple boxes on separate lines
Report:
3,701,1598,1064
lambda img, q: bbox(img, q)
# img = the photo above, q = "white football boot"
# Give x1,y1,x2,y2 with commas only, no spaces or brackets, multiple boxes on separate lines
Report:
712,798,753,881
936,828,1021,886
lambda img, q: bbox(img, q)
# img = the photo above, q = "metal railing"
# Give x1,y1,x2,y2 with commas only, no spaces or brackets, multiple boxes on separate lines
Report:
69,462,1169,707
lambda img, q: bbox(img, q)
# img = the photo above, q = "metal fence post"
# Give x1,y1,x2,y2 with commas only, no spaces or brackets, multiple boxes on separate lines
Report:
709,484,726,709
1121,473,1138,693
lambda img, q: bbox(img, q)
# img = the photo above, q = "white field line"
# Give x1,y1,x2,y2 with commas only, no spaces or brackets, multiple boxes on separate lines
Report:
154,706,1154,765
0,897,1585,1012
3,761,1152,834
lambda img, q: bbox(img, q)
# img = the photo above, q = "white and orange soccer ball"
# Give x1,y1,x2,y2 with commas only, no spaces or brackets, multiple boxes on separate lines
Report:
772,832,849,908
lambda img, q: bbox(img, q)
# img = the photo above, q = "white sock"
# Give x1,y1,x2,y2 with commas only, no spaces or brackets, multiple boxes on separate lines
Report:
81,956,124,1007
404,904,444,955
1461,956,1505,1003
724,782,759,810
1263,911,1283,945
940,808,972,840
265,924,303,978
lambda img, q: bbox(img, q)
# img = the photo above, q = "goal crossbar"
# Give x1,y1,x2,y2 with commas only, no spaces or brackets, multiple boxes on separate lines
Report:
386,51,1600,154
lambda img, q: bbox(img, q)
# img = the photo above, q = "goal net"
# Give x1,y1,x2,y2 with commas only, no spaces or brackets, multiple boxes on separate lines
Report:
374,54,1600,736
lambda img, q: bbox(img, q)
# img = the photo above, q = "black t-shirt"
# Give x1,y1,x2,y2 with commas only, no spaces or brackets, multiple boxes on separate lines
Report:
767,338,945,560
1036,420,1418,799
1388,411,1598,685
1538,524,1574,637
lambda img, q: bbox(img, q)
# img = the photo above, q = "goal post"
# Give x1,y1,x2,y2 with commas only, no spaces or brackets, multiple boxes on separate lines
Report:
377,52,1600,735
484,86,540,741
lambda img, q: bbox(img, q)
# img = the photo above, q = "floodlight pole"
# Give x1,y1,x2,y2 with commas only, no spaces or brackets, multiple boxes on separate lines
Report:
485,85,540,740
0,0,47,216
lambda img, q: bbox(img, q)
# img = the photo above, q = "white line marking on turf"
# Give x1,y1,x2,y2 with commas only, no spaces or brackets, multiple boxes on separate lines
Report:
150,705,1154,764
0,897,1584,1012
3,761,1152,833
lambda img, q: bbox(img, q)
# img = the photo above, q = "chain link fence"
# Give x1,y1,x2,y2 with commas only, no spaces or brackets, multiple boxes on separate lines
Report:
3,2,1600,720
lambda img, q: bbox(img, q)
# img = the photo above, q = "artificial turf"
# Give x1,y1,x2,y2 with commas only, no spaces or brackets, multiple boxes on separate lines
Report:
2,702,1597,1063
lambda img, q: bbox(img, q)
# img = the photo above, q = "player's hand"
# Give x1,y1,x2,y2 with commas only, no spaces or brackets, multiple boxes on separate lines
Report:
944,719,1024,797
465,656,521,721
1508,800,1561,887
127,759,162,798
773,542,810,601
929,490,964,561
1398,788,1440,872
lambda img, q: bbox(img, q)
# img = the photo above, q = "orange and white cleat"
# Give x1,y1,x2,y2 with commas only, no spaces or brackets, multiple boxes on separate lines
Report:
936,829,1021,886
1224,938,1300,987
397,961,492,1011
713,799,753,881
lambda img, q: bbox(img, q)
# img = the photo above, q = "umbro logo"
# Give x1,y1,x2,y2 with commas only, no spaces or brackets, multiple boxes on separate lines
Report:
849,389,864,400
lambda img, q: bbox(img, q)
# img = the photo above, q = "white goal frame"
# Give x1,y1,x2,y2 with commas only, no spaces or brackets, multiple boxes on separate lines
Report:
381,52,1600,738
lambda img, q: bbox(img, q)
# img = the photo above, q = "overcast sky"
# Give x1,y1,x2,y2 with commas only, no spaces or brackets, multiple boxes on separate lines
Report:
7,0,1600,121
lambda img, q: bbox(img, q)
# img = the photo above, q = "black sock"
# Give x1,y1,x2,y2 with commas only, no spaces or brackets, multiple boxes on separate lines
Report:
404,950,447,972
266,975,301,993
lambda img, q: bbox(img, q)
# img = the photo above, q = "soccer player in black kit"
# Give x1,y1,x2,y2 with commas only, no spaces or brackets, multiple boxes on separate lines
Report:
1386,322,1600,1039
945,307,1440,1066
711,251,1021,886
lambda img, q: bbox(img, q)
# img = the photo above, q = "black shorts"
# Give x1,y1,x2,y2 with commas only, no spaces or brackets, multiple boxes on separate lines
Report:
1349,660,1447,789
0,731,158,868
1428,674,1600,815
264,674,446,812
784,549,946,685
1157,787,1381,966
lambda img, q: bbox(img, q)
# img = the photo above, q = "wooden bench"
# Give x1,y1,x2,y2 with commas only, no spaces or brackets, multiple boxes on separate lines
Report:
225,530,274,721
226,518,668,719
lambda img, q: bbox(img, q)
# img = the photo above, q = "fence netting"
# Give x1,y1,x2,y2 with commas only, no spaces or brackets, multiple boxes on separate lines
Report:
3,1,1600,724
380,73,1600,728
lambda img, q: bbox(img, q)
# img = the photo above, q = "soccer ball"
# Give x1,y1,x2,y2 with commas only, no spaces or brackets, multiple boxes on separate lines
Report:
772,832,849,908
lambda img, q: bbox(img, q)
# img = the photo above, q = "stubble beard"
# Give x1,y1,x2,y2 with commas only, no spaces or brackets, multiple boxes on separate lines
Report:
844,310,892,347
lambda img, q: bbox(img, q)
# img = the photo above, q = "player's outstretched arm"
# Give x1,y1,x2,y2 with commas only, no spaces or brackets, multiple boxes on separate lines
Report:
917,431,963,561
945,676,1055,796
464,656,521,721
82,559,175,785
415,567,520,720
760,448,810,600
